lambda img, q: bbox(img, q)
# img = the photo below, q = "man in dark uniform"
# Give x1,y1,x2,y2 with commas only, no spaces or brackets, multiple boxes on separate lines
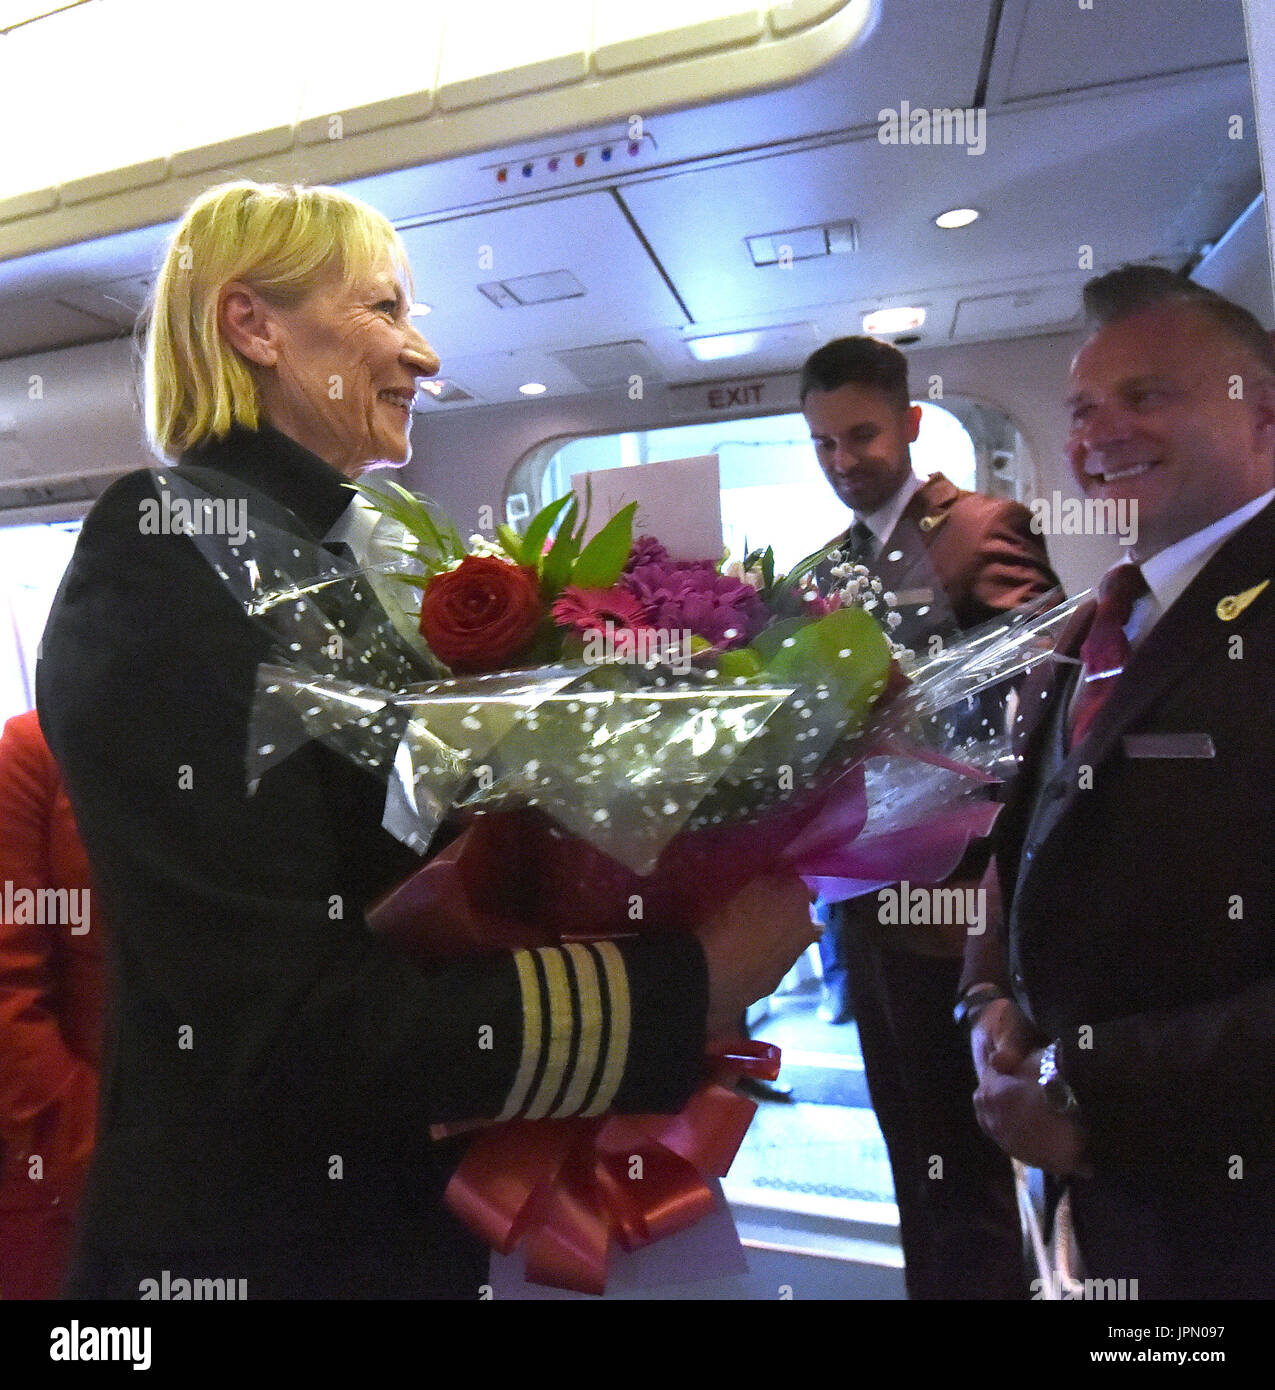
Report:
802,336,1058,1298
967,267,1275,1298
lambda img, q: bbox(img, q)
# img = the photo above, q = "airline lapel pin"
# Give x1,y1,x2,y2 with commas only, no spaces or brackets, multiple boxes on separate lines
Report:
1216,579,1270,622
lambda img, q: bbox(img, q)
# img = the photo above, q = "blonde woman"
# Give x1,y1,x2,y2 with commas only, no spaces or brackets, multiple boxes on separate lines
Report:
36,181,816,1298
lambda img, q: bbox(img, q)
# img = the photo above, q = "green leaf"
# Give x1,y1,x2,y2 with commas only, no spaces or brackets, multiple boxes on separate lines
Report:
762,546,775,592
383,572,435,587
519,493,575,567
540,497,580,597
348,479,464,565
579,474,594,542
772,534,844,597
755,606,892,733
496,524,524,562
717,647,763,680
570,501,637,590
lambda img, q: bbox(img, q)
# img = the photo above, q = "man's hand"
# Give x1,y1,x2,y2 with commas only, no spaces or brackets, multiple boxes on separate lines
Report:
973,1046,1092,1177
696,875,820,1037
970,995,1036,1080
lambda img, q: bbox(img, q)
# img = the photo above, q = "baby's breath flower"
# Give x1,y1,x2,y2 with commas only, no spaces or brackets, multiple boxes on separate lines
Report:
465,535,506,559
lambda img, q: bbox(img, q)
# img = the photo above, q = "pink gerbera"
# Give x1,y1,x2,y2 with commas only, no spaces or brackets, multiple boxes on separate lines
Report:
551,585,653,637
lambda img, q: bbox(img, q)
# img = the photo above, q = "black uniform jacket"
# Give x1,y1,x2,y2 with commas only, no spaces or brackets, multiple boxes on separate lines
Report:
36,423,707,1295
963,498,1275,1297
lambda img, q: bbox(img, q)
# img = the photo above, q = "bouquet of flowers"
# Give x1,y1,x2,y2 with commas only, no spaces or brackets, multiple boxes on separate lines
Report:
161,466,1083,1293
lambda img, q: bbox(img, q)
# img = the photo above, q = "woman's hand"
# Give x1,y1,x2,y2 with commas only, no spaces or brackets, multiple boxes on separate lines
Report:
695,875,820,1037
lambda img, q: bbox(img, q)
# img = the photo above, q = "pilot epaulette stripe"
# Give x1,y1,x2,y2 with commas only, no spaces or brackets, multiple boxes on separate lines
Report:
581,941,630,1117
496,948,543,1122
523,947,574,1119
553,943,605,1117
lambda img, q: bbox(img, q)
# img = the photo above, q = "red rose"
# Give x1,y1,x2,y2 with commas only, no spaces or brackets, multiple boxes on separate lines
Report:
419,555,544,673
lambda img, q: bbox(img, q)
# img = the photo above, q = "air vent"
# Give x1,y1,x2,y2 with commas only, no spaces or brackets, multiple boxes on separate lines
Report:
478,270,586,308
551,340,661,390
746,220,858,266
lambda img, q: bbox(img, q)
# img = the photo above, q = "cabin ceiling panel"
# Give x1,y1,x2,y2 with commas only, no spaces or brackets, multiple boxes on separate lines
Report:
0,0,880,262
619,68,1258,326
396,192,690,362
353,0,993,229
989,0,1249,105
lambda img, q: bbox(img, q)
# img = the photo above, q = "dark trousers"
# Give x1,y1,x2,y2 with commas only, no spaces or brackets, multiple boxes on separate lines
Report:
838,902,1026,1299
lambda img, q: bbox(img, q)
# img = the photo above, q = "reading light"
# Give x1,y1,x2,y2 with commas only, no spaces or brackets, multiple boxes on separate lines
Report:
409,302,432,317
934,207,980,230
685,331,762,362
862,306,926,336
519,382,548,396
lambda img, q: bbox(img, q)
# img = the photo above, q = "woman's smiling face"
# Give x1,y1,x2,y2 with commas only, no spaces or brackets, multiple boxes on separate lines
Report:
233,252,439,477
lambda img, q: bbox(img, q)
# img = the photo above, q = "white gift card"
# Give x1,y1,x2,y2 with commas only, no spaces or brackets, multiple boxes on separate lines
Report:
572,455,723,562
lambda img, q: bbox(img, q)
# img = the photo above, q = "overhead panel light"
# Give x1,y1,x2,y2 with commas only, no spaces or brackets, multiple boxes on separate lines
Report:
409,302,432,317
684,321,820,363
934,207,980,229
519,382,548,396
862,306,926,336
686,331,762,362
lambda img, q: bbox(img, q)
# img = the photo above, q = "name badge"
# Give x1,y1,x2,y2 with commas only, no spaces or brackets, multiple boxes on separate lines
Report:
895,587,936,605
1122,733,1215,760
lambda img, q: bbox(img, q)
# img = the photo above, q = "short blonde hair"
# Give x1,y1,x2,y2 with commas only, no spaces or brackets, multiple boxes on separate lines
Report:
144,181,410,458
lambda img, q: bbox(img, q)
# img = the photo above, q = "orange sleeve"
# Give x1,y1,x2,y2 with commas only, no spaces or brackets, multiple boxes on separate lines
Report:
969,499,1060,615
0,713,98,1199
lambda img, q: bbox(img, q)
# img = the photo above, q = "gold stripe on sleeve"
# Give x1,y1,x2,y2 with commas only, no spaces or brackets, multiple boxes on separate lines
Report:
522,947,574,1120
581,940,631,1117
495,948,543,1122
552,943,605,1118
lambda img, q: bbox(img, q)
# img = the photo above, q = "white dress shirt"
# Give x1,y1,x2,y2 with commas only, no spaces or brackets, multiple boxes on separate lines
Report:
1120,489,1275,647
856,470,926,548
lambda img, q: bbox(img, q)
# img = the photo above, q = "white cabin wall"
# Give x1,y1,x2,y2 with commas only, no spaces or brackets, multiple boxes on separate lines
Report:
406,326,1117,598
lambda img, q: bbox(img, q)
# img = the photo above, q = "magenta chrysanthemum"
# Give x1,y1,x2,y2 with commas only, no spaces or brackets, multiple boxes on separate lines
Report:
620,558,768,650
623,536,670,573
551,585,653,636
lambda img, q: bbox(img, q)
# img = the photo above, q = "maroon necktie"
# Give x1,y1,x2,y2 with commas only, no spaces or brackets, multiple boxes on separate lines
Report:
1069,563,1149,748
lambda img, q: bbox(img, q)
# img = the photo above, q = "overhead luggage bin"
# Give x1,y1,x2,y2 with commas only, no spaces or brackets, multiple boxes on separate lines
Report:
0,0,873,261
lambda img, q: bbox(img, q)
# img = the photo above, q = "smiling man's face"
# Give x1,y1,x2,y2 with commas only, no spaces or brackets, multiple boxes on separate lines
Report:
1065,303,1275,559
804,383,921,516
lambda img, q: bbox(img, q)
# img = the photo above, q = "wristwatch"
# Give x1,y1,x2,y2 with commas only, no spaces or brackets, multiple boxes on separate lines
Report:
953,982,1005,1028
1037,1041,1081,1116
